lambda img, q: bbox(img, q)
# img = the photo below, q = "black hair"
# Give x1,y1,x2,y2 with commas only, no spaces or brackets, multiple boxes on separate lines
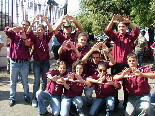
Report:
22,20,30,26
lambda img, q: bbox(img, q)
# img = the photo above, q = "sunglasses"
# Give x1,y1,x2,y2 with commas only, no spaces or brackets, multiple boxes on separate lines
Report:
99,69,107,72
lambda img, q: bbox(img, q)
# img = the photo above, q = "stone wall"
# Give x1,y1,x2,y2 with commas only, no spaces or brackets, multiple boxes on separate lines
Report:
0,31,8,67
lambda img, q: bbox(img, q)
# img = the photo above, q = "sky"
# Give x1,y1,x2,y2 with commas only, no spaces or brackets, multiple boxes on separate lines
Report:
55,0,80,15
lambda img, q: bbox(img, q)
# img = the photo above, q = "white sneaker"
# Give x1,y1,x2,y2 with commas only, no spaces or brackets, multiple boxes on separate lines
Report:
32,100,37,107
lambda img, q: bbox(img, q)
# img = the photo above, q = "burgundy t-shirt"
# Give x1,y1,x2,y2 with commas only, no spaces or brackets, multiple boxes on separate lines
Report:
46,69,65,96
4,26,31,60
117,66,154,96
88,74,121,98
86,59,110,76
27,31,53,62
64,73,88,98
55,28,78,45
105,27,140,64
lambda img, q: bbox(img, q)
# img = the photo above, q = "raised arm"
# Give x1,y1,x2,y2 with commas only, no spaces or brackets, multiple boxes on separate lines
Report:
53,15,68,35
68,15,82,31
82,42,101,63
106,14,121,31
113,68,131,80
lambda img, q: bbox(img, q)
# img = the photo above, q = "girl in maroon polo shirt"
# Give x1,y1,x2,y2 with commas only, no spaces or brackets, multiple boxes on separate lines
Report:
36,61,67,116
60,60,91,116
87,62,121,116
27,14,53,107
58,32,90,73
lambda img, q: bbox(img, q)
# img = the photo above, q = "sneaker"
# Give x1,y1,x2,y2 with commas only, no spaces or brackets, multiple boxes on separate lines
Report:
24,97,32,104
38,111,48,116
32,100,37,107
9,100,16,107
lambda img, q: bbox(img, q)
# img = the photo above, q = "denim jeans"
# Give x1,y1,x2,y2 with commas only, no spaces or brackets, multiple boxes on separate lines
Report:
151,92,155,103
36,90,61,115
32,60,50,100
125,94,151,116
135,50,144,66
89,96,115,116
9,59,30,100
84,86,94,104
60,95,84,116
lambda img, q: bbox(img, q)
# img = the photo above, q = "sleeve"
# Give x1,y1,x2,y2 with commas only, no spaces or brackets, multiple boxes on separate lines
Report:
46,69,56,78
150,42,155,48
46,31,53,43
55,31,65,45
4,26,16,40
26,31,36,43
78,45,90,60
130,27,140,41
105,26,117,41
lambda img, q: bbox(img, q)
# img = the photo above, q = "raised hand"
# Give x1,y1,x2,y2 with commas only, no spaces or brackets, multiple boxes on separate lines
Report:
101,42,109,53
74,74,83,83
61,14,69,23
123,68,131,77
132,67,141,76
12,26,23,34
68,15,75,23
92,42,101,51
40,14,48,22
97,75,106,84
111,14,121,23
121,14,130,24
106,75,113,85
67,73,75,82
18,28,27,39
32,14,40,23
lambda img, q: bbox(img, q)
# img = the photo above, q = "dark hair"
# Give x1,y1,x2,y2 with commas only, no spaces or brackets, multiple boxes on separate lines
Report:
127,52,137,59
57,61,67,75
72,60,87,74
117,18,129,27
91,51,101,57
37,24,45,30
98,62,108,69
75,31,88,42
22,20,30,26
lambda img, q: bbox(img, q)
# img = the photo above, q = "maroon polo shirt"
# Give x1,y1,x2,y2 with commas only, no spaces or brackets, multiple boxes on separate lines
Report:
64,73,87,98
55,28,78,45
105,27,140,64
46,70,64,96
4,26,31,60
60,44,90,68
88,74,121,98
27,31,53,62
86,59,110,76
117,66,154,96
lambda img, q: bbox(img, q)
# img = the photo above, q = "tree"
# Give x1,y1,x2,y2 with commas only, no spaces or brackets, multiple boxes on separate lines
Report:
75,0,155,41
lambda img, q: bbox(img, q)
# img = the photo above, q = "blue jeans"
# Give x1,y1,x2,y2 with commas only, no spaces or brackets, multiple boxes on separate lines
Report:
36,90,61,115
151,92,155,103
125,94,151,116
84,86,94,104
89,96,115,116
32,60,50,100
60,95,84,116
135,50,144,66
9,59,30,100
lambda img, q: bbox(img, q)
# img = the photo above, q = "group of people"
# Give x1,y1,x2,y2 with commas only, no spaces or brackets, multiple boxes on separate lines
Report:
3,13,155,116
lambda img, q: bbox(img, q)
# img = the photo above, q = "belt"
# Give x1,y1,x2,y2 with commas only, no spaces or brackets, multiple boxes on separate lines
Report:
12,59,28,63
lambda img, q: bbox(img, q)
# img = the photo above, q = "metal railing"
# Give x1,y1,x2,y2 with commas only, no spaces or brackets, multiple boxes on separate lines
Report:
0,0,65,30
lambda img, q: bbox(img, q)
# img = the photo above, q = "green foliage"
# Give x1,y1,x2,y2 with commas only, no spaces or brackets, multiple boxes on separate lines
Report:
75,0,155,36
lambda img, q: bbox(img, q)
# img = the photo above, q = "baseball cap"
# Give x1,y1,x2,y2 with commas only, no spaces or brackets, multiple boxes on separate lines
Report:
63,22,71,27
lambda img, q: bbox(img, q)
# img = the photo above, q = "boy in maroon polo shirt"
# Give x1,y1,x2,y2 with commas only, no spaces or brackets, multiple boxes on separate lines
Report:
4,20,32,107
105,14,140,107
113,52,155,116
82,42,116,106
54,14,82,45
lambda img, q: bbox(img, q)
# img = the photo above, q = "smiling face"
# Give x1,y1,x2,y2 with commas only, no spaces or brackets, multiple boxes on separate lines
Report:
78,36,87,47
127,57,138,68
58,64,67,76
37,26,45,38
118,22,128,36
21,21,29,32
76,64,83,76
98,66,107,77
63,26,72,35
91,53,101,65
